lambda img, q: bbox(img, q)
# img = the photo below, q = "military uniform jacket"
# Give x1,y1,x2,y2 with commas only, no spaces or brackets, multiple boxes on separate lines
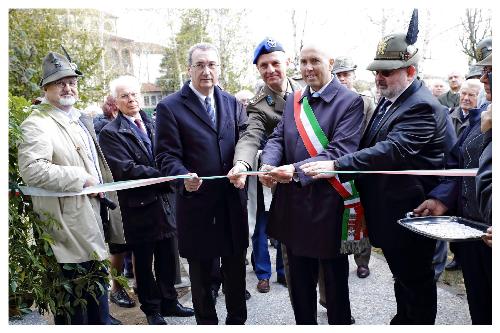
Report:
438,90,460,109
233,78,302,169
359,93,376,133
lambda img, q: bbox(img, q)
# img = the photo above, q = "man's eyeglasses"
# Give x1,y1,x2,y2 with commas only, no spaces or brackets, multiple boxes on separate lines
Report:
191,62,220,71
54,79,78,88
119,92,139,100
372,69,397,78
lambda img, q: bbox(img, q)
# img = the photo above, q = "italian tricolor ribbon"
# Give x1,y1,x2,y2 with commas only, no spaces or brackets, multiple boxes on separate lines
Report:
293,90,369,254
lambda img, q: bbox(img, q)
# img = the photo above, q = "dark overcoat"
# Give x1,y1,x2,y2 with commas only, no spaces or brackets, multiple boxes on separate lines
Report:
336,79,456,248
154,82,249,259
99,111,175,244
261,78,364,259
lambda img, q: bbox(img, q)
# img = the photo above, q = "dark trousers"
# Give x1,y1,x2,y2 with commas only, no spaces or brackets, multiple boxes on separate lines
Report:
188,251,247,324
454,240,492,324
287,249,351,325
53,261,110,325
382,236,437,324
131,237,178,315
210,257,223,292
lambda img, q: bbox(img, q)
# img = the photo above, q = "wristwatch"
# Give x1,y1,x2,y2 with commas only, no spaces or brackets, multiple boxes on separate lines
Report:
333,160,341,170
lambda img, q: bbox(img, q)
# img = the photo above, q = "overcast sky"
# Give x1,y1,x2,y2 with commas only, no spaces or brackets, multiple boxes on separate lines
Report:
107,6,491,82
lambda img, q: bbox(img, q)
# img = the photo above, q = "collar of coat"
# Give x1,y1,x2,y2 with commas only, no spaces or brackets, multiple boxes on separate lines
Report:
299,76,343,104
179,82,230,133
33,102,95,137
116,110,153,132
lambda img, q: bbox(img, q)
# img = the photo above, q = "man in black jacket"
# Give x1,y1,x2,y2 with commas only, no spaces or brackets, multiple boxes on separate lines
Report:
301,25,455,324
99,75,194,325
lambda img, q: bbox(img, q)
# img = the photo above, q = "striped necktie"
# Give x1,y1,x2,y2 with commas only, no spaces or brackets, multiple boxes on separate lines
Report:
204,96,216,126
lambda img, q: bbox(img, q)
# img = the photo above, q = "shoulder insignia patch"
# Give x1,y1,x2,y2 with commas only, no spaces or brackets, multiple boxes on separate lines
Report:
265,95,275,106
249,91,266,105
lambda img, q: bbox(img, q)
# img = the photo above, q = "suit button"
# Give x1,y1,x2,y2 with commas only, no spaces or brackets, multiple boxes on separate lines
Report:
140,202,144,205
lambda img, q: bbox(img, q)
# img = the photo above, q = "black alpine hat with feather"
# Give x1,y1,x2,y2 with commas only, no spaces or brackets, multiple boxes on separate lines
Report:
367,9,420,71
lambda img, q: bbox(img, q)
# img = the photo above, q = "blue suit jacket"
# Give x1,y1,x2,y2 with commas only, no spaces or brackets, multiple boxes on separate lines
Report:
155,82,249,258
261,77,364,258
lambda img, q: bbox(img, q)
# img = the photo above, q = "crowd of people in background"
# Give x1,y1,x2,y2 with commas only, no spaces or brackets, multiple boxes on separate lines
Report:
16,10,492,325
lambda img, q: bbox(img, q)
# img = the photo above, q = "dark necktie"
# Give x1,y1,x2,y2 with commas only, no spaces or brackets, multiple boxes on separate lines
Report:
309,91,321,104
368,99,392,137
204,96,216,126
133,118,152,159
134,118,147,135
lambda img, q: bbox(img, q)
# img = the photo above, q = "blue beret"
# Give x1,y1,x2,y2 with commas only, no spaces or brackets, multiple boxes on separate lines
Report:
253,38,285,64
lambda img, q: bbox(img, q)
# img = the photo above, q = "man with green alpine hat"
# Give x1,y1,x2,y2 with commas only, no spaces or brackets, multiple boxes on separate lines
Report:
18,50,125,324
301,9,455,324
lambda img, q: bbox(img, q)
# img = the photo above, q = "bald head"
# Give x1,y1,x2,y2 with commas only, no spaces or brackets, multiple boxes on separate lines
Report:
447,70,464,92
300,44,334,91
301,43,333,60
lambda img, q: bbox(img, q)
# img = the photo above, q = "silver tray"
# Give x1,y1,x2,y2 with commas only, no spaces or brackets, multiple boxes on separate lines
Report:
397,214,488,241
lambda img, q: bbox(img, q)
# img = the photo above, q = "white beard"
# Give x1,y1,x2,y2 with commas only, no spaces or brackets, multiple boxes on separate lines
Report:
59,96,76,106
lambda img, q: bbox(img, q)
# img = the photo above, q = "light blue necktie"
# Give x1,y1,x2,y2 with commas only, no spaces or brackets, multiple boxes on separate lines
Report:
204,96,216,126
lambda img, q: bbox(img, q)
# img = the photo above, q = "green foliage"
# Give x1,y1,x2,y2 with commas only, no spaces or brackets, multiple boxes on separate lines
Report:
157,9,211,92
209,9,252,94
157,9,253,95
9,9,128,320
9,8,110,104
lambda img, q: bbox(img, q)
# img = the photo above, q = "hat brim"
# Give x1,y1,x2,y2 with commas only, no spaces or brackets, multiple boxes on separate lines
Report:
476,54,492,66
40,69,83,87
366,59,409,71
332,66,356,74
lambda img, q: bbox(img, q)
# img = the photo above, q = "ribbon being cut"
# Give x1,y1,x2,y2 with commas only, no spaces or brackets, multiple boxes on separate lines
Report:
19,165,476,253
19,168,478,197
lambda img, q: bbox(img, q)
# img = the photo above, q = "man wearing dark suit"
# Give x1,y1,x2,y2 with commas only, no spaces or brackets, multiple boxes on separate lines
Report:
99,75,194,325
259,43,364,325
301,30,455,324
154,43,249,325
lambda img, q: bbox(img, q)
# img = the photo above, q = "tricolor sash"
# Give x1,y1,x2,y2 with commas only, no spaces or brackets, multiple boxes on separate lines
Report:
293,90,369,254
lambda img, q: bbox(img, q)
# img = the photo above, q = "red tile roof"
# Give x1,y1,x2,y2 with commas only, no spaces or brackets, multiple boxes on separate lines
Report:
141,83,161,93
